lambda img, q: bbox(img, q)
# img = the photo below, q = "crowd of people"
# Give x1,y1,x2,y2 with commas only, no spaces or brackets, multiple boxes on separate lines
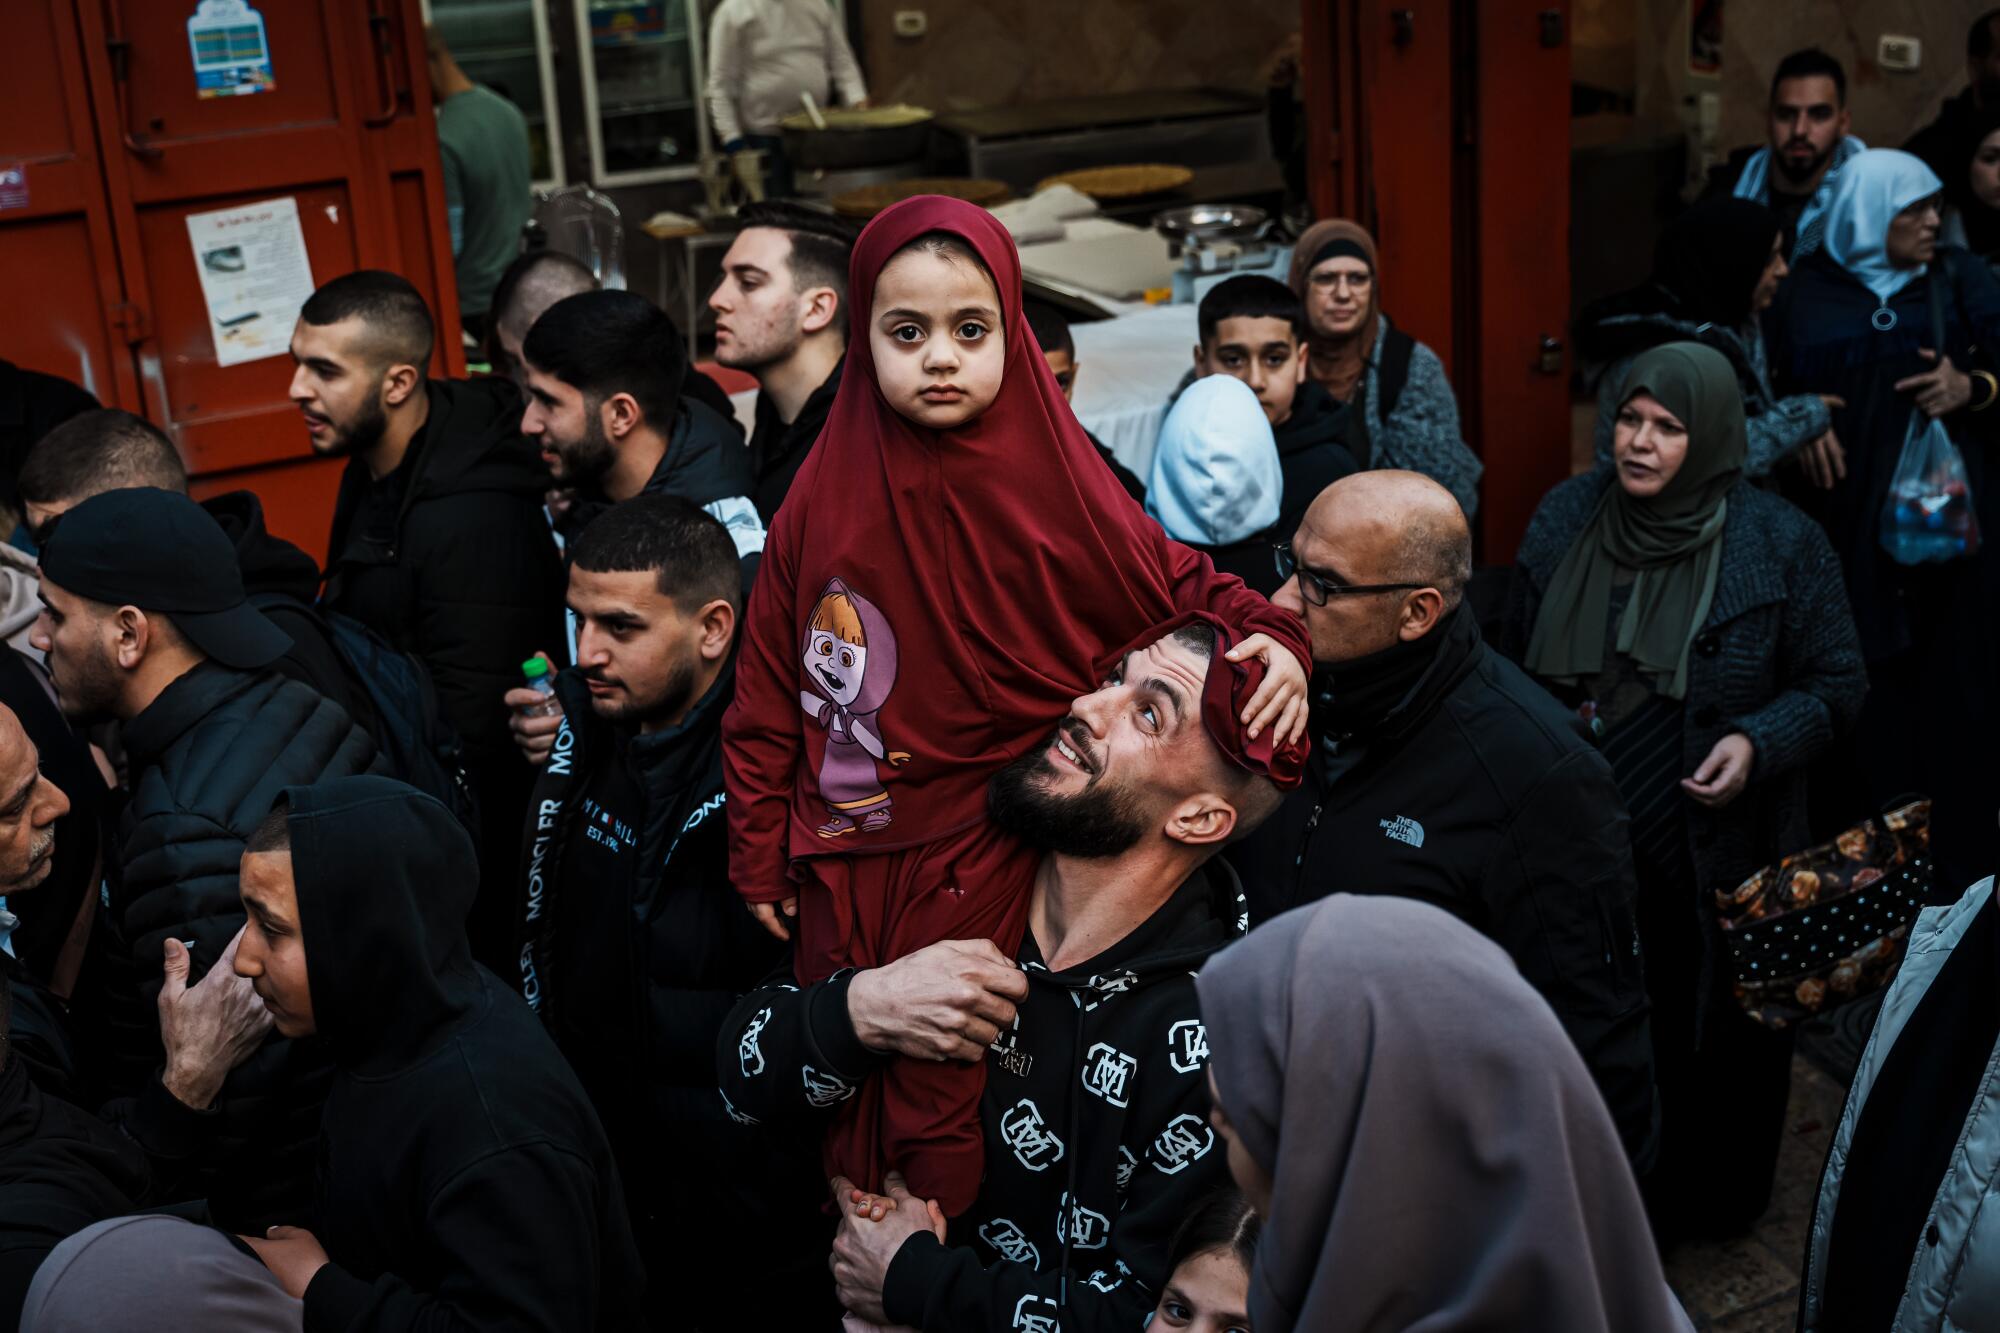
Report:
2,18,2000,1333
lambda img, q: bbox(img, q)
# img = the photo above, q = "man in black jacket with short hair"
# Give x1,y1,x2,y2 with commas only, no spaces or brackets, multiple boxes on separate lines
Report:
1191,275,1355,541
1230,470,1659,1168
719,614,1298,1332
32,487,384,1227
18,409,381,742
709,200,856,521
519,289,766,571
517,494,821,1327
291,270,565,971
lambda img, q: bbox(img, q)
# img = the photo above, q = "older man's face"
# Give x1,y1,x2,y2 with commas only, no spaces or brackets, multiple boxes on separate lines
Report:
0,706,70,894
1271,491,1415,666
989,631,1222,857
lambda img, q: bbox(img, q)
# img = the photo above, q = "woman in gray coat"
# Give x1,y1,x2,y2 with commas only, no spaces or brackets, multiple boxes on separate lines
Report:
1503,342,1866,1246
1288,219,1484,516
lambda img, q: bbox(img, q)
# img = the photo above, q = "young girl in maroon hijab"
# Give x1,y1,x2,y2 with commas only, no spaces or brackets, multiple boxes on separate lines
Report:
724,196,1311,1215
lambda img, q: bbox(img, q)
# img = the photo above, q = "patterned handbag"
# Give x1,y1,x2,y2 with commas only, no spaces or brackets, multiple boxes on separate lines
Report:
1715,797,1932,1029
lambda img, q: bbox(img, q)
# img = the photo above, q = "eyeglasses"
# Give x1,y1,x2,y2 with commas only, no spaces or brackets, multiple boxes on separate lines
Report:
1273,543,1428,606
1308,270,1373,293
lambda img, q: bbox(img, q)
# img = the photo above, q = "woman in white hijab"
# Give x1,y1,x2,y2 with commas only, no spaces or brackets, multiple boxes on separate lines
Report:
1766,146,2000,892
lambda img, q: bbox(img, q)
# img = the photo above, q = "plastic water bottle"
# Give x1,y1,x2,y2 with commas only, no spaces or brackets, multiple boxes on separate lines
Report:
518,657,561,718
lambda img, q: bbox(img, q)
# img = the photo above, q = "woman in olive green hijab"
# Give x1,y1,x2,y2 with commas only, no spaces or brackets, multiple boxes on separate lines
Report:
1525,341,1746,700
1505,339,1866,1246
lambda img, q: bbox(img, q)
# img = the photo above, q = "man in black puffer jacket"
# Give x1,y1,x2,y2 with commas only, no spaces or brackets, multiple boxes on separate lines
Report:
516,496,820,1329
16,411,384,744
34,488,384,1229
295,272,566,972
519,290,766,579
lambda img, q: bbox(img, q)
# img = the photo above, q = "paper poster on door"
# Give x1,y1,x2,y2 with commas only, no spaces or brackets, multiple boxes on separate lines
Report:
188,0,275,99
186,197,315,368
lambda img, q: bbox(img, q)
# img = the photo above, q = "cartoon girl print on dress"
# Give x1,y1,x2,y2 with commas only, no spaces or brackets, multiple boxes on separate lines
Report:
800,577,909,837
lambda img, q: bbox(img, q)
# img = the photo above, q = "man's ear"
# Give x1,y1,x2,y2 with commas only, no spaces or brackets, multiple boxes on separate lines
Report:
383,361,425,408
1192,344,1209,375
802,286,840,336
697,598,737,661
1163,791,1237,848
1397,588,1449,642
602,391,645,442
1292,347,1308,385
112,605,151,671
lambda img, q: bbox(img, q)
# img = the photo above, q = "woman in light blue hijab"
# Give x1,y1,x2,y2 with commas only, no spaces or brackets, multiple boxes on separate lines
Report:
1820,148,1945,319
1767,145,2000,891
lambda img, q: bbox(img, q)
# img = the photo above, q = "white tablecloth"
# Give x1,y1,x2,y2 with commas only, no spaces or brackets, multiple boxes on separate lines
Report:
1069,302,1199,483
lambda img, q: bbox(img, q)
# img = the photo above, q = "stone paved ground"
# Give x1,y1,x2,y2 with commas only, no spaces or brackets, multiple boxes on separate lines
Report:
1663,1056,1847,1330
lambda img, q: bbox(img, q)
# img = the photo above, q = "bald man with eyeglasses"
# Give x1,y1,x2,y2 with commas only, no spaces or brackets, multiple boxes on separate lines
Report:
1229,469,1660,1171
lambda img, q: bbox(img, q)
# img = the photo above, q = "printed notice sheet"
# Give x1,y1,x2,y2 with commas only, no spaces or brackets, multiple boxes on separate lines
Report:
186,196,315,368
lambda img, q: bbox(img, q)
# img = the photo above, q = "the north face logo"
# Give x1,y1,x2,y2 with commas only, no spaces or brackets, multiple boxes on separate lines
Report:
1379,815,1425,848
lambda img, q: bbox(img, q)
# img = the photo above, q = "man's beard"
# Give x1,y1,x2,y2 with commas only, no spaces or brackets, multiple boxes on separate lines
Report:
586,655,695,730
549,412,618,490
49,643,122,724
988,726,1148,858
715,313,803,374
316,393,390,460
1774,139,1832,187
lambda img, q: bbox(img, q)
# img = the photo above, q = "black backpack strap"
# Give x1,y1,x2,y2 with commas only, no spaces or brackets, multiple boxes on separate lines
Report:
1377,326,1417,422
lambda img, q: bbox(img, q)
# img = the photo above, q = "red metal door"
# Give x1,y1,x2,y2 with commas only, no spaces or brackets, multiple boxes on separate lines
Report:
1359,0,1458,376
67,0,460,557
1464,1,1571,562
0,1,144,413
1301,0,1573,556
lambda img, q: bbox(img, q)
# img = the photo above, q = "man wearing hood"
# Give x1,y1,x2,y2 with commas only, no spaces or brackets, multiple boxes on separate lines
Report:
1227,470,1659,1169
1191,274,1354,541
718,614,1301,1332
516,495,822,1326
17,409,379,741
518,289,766,575
31,488,384,1227
231,775,646,1330
291,271,566,972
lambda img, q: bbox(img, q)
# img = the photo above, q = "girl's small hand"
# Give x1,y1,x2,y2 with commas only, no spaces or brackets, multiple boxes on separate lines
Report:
749,897,797,941
1226,634,1311,746
846,1185,896,1222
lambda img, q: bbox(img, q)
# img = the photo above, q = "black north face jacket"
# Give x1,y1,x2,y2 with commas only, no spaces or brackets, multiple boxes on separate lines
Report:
1228,605,1660,1169
717,862,1244,1333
